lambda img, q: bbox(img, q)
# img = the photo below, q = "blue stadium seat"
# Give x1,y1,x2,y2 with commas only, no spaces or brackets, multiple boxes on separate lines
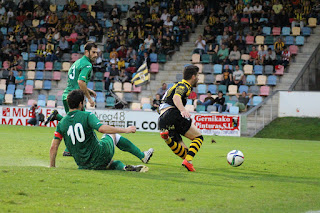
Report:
1,27,7,35
22,52,28,61
26,80,34,85
87,82,94,90
282,27,291,36
302,27,311,36
37,100,46,107
186,99,193,105
105,20,113,28
15,89,23,99
296,36,305,45
197,84,207,94
254,65,263,75
36,62,45,70
35,71,44,80
142,103,152,111
262,27,271,35
208,84,217,94
124,93,133,103
6,85,15,94
121,4,129,12
96,12,104,20
218,85,227,94
196,105,206,113
204,75,215,84
285,36,294,45
229,106,239,114
38,94,46,101
252,96,263,106
213,64,223,74
239,85,249,94
30,44,37,52
43,80,52,90
106,96,115,107
246,75,256,86
267,75,277,86
149,53,158,63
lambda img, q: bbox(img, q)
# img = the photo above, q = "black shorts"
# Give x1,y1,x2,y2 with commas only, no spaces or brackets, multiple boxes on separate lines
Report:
158,108,192,142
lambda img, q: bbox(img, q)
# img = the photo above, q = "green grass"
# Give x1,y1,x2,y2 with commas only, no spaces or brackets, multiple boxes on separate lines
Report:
0,125,320,213
255,117,320,141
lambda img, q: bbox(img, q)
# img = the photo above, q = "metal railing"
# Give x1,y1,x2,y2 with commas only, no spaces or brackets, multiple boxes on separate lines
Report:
241,42,320,137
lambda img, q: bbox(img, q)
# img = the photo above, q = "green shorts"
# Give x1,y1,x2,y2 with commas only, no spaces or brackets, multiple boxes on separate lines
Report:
87,135,115,170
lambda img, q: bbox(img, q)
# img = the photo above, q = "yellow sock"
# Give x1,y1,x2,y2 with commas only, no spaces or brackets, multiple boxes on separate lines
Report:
185,136,204,161
165,137,188,159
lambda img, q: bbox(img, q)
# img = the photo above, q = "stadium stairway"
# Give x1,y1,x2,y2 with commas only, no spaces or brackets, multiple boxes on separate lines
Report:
139,23,207,99
242,26,320,137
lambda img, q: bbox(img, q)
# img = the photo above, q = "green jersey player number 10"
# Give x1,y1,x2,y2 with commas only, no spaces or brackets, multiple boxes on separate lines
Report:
67,123,85,145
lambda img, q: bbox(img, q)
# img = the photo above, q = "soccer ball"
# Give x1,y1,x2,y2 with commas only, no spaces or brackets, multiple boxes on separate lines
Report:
227,150,244,167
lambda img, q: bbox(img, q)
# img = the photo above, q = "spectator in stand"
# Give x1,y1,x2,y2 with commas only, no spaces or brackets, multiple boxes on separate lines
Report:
194,91,215,111
27,101,42,126
126,46,137,61
144,34,154,50
162,36,175,57
138,45,147,60
249,45,258,65
217,44,229,63
228,45,241,65
257,45,268,65
274,37,285,57
235,91,253,112
281,46,291,67
105,63,120,90
110,47,119,64
151,94,161,111
194,35,206,55
233,65,244,87
15,70,24,86
213,91,225,113
265,48,276,65
140,52,151,69
163,16,174,31
221,65,233,88
6,70,15,87
59,37,69,53
126,54,139,74
291,7,305,28
117,57,125,70
157,83,167,98
93,0,104,12
55,46,63,61
243,3,253,21
118,45,127,59
185,10,196,33
160,9,170,22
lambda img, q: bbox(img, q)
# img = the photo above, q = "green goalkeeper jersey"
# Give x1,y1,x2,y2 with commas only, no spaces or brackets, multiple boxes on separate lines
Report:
54,110,112,170
62,56,93,101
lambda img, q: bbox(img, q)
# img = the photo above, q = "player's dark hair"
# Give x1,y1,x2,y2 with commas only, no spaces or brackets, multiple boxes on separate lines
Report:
67,90,85,109
183,65,199,80
84,42,97,51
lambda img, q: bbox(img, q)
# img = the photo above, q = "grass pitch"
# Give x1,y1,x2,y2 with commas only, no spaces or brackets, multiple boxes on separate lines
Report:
0,125,319,213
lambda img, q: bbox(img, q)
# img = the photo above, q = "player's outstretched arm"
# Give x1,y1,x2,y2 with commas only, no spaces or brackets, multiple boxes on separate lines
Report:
173,94,191,118
98,125,136,134
78,80,95,107
50,138,61,167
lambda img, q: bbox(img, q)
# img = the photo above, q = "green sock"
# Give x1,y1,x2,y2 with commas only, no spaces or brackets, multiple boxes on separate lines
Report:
56,114,63,121
116,136,144,160
109,160,126,171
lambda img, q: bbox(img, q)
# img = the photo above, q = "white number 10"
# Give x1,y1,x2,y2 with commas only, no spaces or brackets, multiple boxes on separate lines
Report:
67,123,85,145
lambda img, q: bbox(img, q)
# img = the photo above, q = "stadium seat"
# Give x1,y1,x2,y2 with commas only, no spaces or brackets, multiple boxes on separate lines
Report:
241,17,249,24
218,85,227,94
25,85,33,94
207,105,217,113
47,100,56,108
34,80,43,89
308,18,317,27
4,94,13,104
204,75,215,84
213,64,222,74
62,62,70,71
124,93,133,103
53,61,62,70
61,53,71,62
113,82,122,92
36,62,45,70
35,71,44,80
48,95,56,101
264,65,274,75
228,85,238,95
265,36,274,45
30,44,37,52
28,61,36,70
94,72,104,81
192,54,201,63
254,65,263,75
158,54,167,63
197,84,207,94
249,86,260,96
44,71,52,80
239,85,249,94
150,63,159,73
295,36,305,46
229,106,239,114
26,80,34,86
149,53,158,63
289,45,298,55
208,84,217,94
53,71,61,80
22,52,28,61
201,54,210,63
195,64,203,73
272,27,281,35
94,82,103,91
245,35,254,44
185,104,195,112
131,102,141,111
132,85,142,93
256,75,267,85
244,65,253,75
302,27,311,36
215,74,224,83
43,80,52,90
246,75,256,86
262,27,271,35
105,96,115,107
252,96,263,106
267,75,277,86
45,62,53,71
15,89,23,99
198,74,205,84
275,65,284,75
141,97,151,105
260,86,270,96
71,53,81,62
198,94,207,102
6,85,15,94
282,27,291,36
255,36,265,45
186,99,193,105
123,82,132,92
292,27,300,36
202,64,213,74
37,99,46,107
285,36,294,45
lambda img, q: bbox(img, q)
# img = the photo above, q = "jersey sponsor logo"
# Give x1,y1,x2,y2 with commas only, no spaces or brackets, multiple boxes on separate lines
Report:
86,66,92,68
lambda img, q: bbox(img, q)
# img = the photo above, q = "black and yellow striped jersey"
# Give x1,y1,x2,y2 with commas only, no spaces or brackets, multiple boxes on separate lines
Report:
161,79,192,109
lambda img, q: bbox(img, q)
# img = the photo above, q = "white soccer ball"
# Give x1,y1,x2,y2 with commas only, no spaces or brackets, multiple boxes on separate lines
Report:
227,150,244,167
